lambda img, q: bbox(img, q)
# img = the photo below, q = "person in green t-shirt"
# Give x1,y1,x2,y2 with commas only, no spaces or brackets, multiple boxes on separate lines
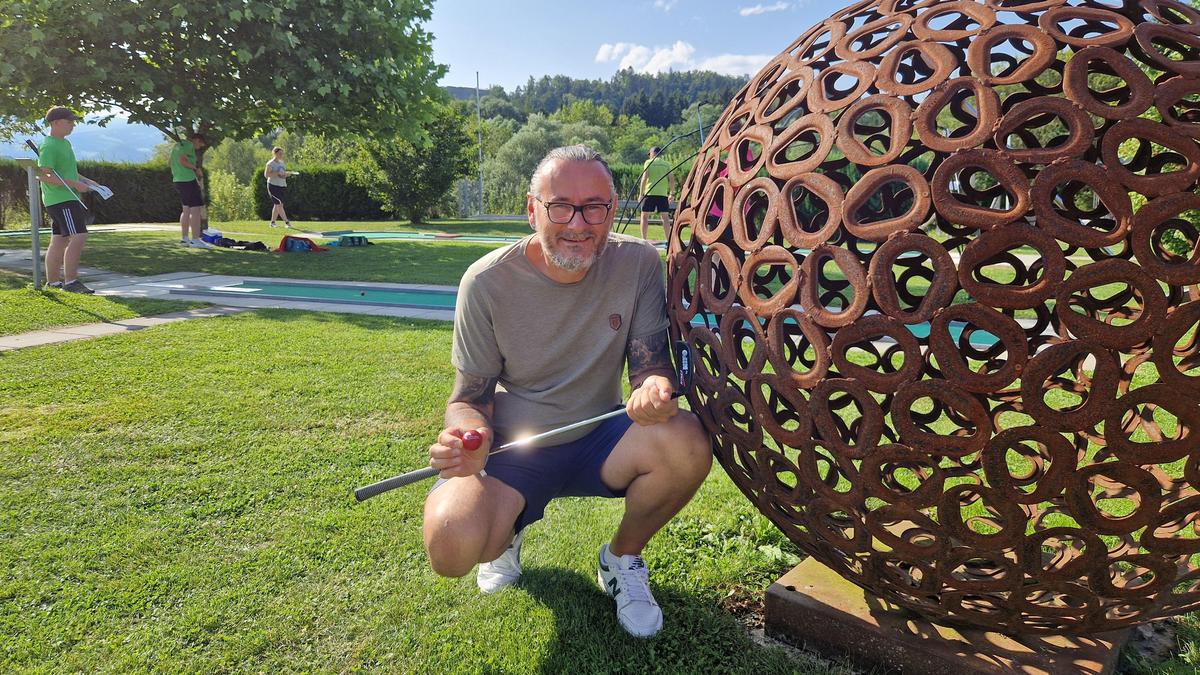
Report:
171,132,212,249
638,146,676,242
37,106,99,294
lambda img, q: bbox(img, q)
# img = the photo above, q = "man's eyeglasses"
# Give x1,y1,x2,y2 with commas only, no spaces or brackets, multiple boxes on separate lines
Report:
534,197,612,225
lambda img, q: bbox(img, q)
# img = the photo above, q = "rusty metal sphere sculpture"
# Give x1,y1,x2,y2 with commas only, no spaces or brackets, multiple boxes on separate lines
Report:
668,0,1200,634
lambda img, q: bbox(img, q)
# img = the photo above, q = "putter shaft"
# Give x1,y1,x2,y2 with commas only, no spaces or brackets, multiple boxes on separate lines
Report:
354,395,680,501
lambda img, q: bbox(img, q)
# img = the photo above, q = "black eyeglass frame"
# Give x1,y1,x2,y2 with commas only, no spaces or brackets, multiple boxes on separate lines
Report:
533,197,613,225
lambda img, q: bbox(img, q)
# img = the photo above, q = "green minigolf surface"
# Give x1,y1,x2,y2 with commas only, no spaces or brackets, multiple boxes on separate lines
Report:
198,281,456,309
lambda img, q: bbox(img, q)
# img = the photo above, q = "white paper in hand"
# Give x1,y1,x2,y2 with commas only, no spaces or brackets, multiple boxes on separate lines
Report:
82,179,114,200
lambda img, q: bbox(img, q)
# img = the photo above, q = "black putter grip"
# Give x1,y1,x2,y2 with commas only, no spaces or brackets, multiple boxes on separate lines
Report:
354,466,440,501
25,139,39,155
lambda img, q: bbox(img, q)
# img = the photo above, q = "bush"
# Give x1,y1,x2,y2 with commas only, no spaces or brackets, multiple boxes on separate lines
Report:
251,164,385,221
0,161,31,230
206,170,256,222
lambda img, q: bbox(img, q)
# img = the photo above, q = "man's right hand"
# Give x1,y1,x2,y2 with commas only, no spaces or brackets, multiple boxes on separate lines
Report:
428,427,491,478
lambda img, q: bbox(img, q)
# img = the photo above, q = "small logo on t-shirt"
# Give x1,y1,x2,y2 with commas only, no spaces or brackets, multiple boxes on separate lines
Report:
609,314,622,331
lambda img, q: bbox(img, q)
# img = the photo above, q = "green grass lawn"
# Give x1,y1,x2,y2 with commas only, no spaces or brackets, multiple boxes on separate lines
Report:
0,219,670,287
204,216,666,242
0,268,207,337
0,310,845,673
3,219,1196,671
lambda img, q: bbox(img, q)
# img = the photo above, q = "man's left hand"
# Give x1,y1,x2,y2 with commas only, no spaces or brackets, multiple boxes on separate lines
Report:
626,374,678,426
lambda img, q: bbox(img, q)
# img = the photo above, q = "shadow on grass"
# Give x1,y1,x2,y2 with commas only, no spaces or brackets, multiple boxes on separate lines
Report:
518,567,799,674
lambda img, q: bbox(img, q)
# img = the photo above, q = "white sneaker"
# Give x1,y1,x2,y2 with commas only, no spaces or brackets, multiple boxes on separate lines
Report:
189,239,213,249
179,239,189,247
597,544,662,638
477,529,523,594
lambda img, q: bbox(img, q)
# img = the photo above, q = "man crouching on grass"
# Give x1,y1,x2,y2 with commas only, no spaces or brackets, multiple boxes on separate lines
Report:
422,145,712,638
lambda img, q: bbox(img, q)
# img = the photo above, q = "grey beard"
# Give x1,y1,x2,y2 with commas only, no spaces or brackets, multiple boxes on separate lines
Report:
542,232,606,273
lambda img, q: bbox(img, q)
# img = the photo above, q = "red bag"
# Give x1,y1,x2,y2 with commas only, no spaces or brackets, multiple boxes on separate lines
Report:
276,235,327,253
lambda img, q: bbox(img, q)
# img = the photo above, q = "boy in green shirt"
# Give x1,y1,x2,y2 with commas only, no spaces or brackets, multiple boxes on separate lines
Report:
639,146,675,242
171,133,211,248
38,106,98,294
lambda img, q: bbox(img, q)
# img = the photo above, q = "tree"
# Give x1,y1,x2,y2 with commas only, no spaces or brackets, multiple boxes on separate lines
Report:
204,138,272,186
478,96,524,123
552,98,615,127
612,114,662,164
483,114,564,214
0,0,445,155
349,104,474,223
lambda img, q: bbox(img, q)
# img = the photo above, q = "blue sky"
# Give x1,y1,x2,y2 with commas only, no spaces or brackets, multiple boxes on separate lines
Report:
428,1,833,90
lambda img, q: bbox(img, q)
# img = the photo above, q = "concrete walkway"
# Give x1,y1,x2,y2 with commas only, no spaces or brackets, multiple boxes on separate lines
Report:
0,248,456,352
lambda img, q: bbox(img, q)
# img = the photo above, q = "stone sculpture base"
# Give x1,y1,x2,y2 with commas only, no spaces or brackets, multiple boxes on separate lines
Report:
764,559,1131,674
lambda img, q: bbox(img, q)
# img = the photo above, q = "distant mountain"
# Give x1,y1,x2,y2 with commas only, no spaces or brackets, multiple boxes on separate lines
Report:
444,86,479,101
0,116,166,163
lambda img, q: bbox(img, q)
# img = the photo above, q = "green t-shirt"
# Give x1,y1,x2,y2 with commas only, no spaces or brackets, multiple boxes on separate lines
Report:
38,136,79,207
642,156,672,197
170,141,197,182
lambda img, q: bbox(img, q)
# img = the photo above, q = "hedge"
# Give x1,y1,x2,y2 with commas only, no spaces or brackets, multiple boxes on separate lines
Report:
0,159,386,227
251,164,386,221
0,159,181,227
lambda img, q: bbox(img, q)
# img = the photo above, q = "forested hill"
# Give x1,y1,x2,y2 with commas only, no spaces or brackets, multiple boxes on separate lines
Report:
445,69,747,128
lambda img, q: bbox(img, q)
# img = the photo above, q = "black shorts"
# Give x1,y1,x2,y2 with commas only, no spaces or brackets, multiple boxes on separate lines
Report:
641,195,671,213
268,184,287,205
175,180,204,207
47,201,89,236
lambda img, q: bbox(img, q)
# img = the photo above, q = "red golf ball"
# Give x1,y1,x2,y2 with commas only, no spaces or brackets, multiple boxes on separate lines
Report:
462,430,482,451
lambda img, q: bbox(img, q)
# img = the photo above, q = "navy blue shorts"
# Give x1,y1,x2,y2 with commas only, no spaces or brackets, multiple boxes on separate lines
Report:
641,195,671,213
481,410,633,532
175,180,203,207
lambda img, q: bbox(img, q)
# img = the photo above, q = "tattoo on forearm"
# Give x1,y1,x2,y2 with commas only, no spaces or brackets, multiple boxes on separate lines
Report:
449,371,497,407
628,332,675,387
446,371,496,429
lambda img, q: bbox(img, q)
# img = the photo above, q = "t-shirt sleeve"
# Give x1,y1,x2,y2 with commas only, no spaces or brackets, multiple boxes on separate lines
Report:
37,142,57,170
628,246,670,340
450,271,503,379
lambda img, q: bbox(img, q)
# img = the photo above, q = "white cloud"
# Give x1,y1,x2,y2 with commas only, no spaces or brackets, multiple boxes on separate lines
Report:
696,53,774,76
641,41,696,74
620,45,655,70
595,40,772,77
739,2,790,16
595,43,634,63
654,0,679,11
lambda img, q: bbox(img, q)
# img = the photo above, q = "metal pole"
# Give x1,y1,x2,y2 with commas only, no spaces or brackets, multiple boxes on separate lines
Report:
18,159,42,289
697,107,705,146
476,71,485,216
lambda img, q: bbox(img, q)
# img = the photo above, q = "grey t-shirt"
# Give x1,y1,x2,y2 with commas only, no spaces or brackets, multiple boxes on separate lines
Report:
265,159,286,187
451,233,669,444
